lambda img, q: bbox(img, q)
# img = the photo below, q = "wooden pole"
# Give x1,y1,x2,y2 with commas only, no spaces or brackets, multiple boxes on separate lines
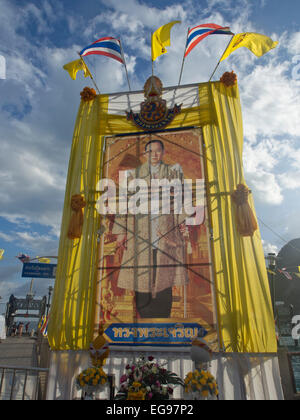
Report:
119,39,131,91
151,32,154,76
78,53,101,94
178,27,190,86
208,34,234,82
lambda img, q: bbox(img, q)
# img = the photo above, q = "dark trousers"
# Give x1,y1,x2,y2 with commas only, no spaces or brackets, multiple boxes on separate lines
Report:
135,250,173,318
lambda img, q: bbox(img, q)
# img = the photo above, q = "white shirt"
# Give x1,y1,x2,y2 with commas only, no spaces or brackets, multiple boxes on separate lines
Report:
150,163,161,249
127,162,184,250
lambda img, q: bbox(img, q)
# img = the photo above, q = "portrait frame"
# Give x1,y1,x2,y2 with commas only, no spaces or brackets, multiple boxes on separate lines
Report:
94,127,221,351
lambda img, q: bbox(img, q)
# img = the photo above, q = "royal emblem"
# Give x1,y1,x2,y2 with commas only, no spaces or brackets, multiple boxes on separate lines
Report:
126,76,181,130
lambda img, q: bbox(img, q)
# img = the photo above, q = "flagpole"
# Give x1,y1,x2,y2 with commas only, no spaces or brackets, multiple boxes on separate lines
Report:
78,53,101,95
119,39,131,91
151,32,154,76
178,27,190,86
208,34,234,82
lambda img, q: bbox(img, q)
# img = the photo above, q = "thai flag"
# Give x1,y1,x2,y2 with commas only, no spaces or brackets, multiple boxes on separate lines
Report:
79,37,124,64
279,269,293,281
185,23,233,57
17,253,30,263
41,316,49,337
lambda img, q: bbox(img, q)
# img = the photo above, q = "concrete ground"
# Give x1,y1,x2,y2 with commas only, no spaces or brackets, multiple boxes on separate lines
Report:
0,336,37,368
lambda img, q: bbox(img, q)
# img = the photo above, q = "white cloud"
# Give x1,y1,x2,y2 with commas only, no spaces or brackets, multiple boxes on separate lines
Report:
0,232,14,242
12,231,59,257
243,134,300,206
278,173,300,190
262,240,279,255
102,0,187,29
0,280,21,300
287,32,300,55
241,62,300,142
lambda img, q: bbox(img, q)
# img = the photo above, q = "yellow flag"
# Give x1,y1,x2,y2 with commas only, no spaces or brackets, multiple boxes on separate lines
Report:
63,59,91,80
37,257,51,264
152,20,181,61
220,32,278,61
0,249,4,260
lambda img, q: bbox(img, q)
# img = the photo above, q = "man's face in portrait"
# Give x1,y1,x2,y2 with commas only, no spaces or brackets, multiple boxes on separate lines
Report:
145,141,164,166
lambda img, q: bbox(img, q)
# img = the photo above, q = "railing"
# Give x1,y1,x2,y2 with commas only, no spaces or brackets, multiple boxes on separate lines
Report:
0,365,49,400
287,353,300,395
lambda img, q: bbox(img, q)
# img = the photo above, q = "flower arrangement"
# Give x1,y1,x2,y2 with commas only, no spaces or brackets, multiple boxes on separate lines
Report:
184,369,219,400
220,71,237,87
76,366,108,390
75,327,110,399
80,86,97,102
116,356,184,400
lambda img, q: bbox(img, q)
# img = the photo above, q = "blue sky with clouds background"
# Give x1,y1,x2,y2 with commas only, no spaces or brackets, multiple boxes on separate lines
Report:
0,0,300,304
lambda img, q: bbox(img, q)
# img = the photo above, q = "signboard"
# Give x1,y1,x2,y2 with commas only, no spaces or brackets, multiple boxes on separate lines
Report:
104,323,207,346
14,298,44,311
22,263,57,279
95,128,219,350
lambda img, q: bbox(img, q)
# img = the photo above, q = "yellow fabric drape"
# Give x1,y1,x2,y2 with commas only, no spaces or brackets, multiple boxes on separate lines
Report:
48,82,277,353
48,96,108,350
203,83,276,352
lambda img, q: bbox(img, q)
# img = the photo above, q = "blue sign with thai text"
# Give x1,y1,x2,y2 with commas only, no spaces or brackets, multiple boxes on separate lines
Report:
22,263,57,279
104,323,207,347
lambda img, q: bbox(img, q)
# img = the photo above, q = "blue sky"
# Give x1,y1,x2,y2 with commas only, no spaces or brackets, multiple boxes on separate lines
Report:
0,0,300,303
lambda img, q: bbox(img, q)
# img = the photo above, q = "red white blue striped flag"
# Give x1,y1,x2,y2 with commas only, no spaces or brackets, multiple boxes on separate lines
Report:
185,23,233,57
17,253,30,263
79,37,124,64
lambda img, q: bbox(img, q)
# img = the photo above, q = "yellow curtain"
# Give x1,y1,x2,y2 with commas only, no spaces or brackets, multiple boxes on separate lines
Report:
48,96,108,350
48,82,277,353
203,83,276,352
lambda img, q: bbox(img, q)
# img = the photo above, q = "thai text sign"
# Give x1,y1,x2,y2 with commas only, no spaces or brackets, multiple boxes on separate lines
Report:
22,263,57,279
104,323,207,346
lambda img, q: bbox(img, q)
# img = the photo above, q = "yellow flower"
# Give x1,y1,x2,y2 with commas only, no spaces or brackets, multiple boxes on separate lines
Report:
200,378,207,386
92,379,98,386
127,390,145,400
132,382,141,388
208,383,214,389
202,390,209,398
101,378,106,385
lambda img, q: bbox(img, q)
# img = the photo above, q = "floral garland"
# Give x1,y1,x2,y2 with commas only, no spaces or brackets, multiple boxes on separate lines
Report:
116,356,183,400
80,86,97,102
184,369,219,399
76,366,108,390
220,71,237,87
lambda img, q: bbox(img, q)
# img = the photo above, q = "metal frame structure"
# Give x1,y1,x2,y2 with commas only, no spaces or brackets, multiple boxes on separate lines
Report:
0,365,49,400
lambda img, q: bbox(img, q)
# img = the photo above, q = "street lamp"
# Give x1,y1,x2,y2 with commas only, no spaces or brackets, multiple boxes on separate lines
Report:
266,253,277,315
46,286,53,316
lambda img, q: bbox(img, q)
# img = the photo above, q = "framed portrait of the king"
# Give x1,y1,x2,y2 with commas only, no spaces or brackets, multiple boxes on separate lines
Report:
94,127,220,350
